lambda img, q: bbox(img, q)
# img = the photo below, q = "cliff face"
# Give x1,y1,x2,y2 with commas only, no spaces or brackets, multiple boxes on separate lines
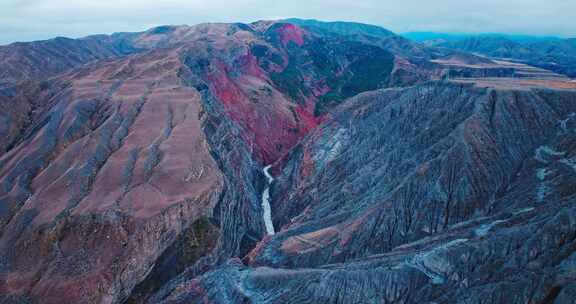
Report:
255,82,576,266
1,20,575,304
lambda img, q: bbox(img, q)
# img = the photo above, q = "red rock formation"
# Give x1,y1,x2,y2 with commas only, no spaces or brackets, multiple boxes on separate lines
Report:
276,23,306,47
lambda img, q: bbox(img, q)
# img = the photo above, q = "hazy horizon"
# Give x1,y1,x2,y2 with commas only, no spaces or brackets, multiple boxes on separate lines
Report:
1,0,575,45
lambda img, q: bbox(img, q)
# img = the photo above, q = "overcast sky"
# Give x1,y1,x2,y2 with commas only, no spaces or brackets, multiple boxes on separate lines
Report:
1,0,575,45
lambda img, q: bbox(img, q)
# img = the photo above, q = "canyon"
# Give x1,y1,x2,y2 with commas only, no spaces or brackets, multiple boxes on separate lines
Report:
0,19,575,304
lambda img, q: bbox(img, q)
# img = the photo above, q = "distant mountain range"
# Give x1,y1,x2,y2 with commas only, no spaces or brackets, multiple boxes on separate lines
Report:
403,32,566,43
404,32,576,78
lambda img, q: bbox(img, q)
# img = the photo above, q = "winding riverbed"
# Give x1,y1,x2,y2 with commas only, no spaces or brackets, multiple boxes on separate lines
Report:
262,165,276,235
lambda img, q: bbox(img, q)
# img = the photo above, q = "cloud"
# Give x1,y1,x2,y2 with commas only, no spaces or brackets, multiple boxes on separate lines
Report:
1,0,575,45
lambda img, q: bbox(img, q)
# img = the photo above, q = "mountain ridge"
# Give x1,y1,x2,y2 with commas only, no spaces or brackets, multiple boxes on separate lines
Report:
406,32,576,78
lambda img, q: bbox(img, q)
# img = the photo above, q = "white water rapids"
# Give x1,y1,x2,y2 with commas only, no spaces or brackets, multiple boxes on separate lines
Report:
261,165,276,235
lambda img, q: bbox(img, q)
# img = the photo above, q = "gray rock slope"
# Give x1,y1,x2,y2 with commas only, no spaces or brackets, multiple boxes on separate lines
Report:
152,82,576,304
